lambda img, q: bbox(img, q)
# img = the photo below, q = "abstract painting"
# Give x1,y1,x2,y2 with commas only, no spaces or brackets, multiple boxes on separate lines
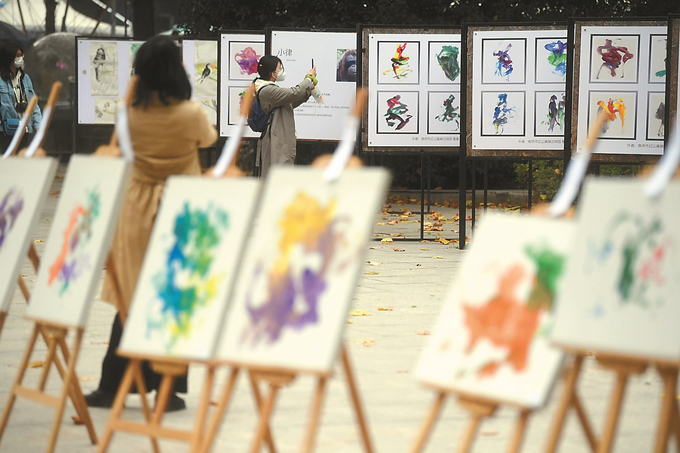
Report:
0,158,58,314
377,41,420,84
26,156,129,329
94,97,115,124
377,91,419,134
227,86,248,126
428,91,460,134
481,39,527,84
646,92,665,141
428,42,461,84
120,177,261,361
229,41,264,81
587,91,637,139
535,91,566,136
551,179,680,361
481,91,525,136
90,41,118,96
535,38,568,83
128,42,142,76
194,41,218,97
648,35,667,84
216,167,390,373
589,35,639,83
416,213,571,408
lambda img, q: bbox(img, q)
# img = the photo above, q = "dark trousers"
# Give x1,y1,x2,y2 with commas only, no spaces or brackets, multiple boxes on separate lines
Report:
97,313,188,394
0,132,33,155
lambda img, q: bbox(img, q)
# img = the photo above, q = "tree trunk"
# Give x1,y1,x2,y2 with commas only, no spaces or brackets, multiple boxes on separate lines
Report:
132,0,155,39
45,0,56,34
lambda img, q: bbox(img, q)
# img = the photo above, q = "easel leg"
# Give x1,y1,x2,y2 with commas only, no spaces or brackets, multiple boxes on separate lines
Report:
190,366,216,453
249,371,278,453
0,312,5,341
409,392,446,453
655,366,679,453
573,393,598,451
250,383,281,453
47,328,84,453
457,398,496,453
507,409,531,453
545,354,585,453
38,332,59,391
597,372,630,453
672,400,680,448
152,374,176,422
457,414,485,453
98,360,146,453
302,376,328,453
341,347,375,453
132,366,159,453
199,367,240,453
0,325,40,444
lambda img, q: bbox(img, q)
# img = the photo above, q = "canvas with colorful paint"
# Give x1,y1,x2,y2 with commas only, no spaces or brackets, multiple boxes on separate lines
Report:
25,156,130,328
215,167,390,373
415,213,572,408
0,158,58,314
551,178,680,361
119,177,261,361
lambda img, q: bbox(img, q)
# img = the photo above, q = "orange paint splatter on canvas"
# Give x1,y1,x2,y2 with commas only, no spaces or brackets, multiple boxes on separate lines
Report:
462,264,541,376
48,204,85,285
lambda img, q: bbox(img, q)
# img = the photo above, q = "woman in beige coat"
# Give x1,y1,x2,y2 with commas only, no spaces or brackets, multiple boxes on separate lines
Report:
254,55,317,177
85,35,217,411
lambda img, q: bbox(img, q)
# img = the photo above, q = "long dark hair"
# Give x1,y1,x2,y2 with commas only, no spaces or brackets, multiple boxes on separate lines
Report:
0,42,22,82
133,35,191,107
257,55,282,81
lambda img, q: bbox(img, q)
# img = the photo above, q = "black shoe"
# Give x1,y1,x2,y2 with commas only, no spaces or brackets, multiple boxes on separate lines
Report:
158,393,186,413
84,389,115,408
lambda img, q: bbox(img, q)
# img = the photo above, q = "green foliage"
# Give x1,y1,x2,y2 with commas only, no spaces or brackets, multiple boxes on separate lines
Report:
514,160,563,202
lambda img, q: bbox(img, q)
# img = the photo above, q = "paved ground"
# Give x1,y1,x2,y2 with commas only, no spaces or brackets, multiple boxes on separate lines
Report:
0,165,676,452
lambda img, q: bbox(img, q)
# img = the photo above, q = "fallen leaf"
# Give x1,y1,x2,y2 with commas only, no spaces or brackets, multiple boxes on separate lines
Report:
355,339,375,347
350,310,372,316
403,211,412,216
368,246,377,250
210,400,218,406
43,218,52,222
376,222,385,226
393,248,405,252
364,271,380,275
416,330,431,335
377,307,393,311
72,415,85,425
381,238,393,244
28,361,45,368
346,319,354,324
390,233,404,237
481,429,499,436
49,190,60,196
79,376,97,381
388,220,399,225
416,263,421,267
436,237,451,245
431,256,444,259
20,274,27,278
54,174,63,180
366,261,381,266
397,369,409,374
33,239,44,243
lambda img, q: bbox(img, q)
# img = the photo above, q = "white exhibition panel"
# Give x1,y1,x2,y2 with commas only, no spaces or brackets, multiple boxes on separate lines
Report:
470,28,567,151
77,38,142,125
575,24,667,155
367,32,461,148
219,33,266,138
271,30,357,141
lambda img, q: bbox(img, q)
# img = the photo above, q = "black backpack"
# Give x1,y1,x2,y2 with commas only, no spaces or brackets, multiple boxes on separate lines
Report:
247,85,275,134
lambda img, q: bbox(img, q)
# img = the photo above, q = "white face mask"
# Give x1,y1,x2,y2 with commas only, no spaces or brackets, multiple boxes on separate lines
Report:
275,69,286,82
13,56,24,69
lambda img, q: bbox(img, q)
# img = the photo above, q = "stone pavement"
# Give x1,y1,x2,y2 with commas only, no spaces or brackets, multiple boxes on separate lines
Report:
0,165,676,452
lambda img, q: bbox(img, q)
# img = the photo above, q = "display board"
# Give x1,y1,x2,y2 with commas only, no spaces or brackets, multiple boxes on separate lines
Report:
120,177,261,361
467,24,568,158
25,156,130,328
668,15,680,128
363,27,462,151
219,33,266,138
416,213,572,408
0,158,58,313
572,19,667,159
551,178,680,361
182,39,219,127
215,167,390,374
77,37,143,124
270,29,357,141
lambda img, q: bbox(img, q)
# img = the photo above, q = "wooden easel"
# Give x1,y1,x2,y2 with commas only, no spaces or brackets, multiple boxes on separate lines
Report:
198,346,374,453
0,81,100,453
410,390,532,453
545,351,680,453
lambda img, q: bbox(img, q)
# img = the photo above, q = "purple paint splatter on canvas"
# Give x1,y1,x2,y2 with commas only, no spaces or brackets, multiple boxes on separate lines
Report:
0,189,24,250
